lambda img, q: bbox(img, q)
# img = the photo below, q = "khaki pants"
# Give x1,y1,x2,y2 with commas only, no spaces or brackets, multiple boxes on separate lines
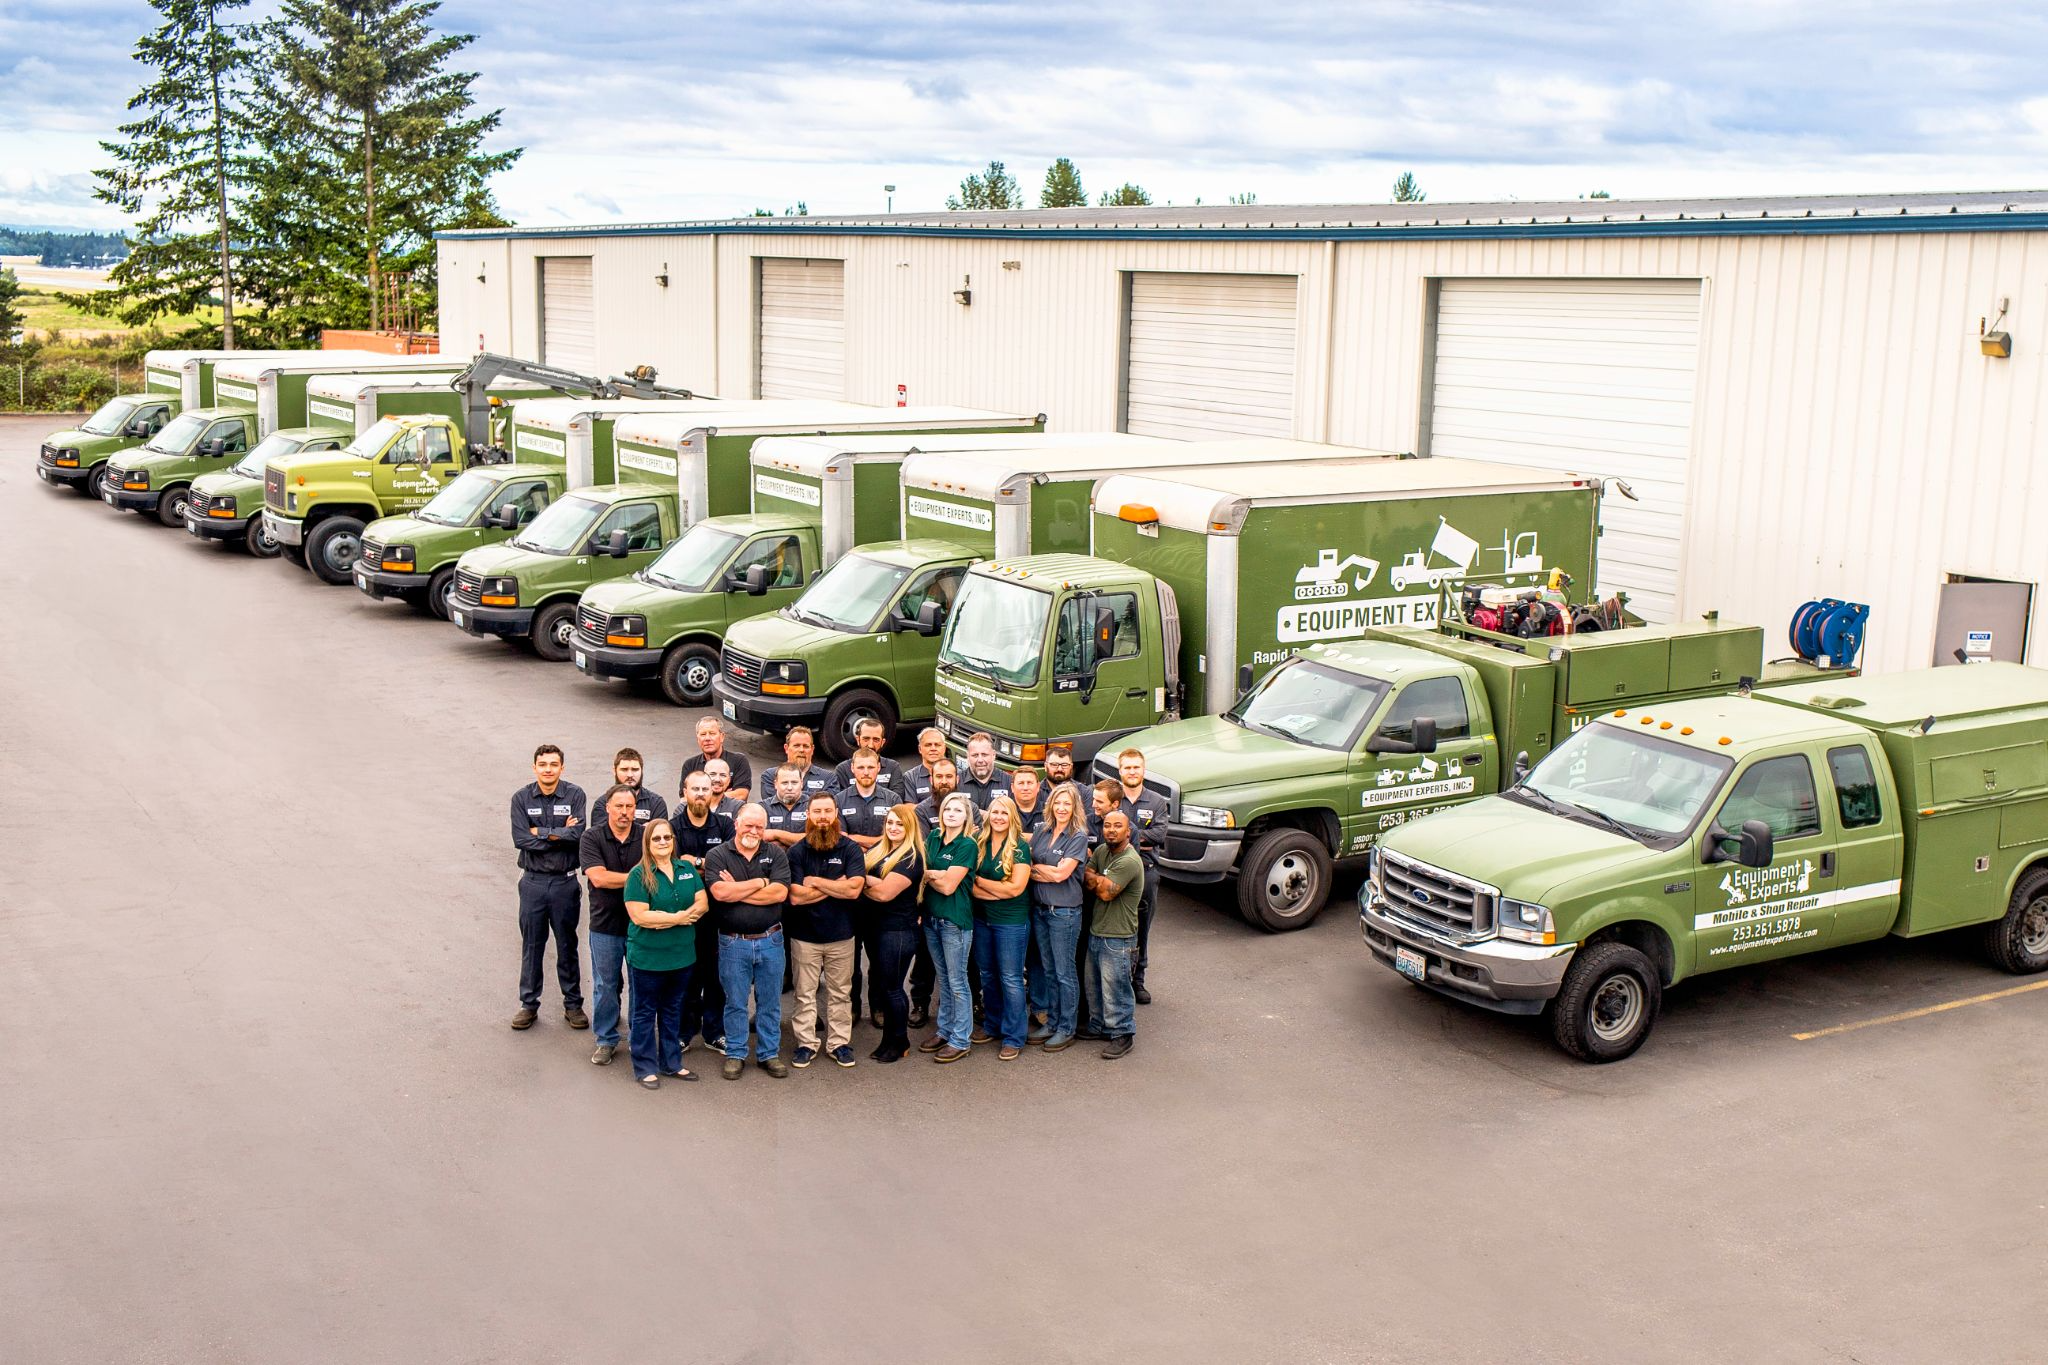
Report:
791,937,856,1051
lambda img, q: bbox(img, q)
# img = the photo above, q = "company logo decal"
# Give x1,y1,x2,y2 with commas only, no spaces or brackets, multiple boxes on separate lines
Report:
517,430,567,457
309,399,355,422
618,449,677,477
1360,754,1475,808
755,474,821,506
1277,519,1549,649
908,494,993,532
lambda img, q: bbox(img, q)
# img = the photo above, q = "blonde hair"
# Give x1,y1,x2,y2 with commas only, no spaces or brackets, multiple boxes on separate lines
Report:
865,803,923,877
1040,782,1086,841
975,795,1025,876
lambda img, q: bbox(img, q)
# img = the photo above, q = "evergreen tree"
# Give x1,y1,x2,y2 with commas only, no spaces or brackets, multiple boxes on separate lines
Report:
1098,183,1151,207
90,0,254,345
0,268,24,349
1040,158,1086,208
1227,191,1257,205
258,0,519,332
948,160,1021,211
1391,171,1425,203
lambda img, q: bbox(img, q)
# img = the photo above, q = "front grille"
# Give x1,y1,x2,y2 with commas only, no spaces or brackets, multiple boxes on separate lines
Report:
723,646,764,694
360,538,385,567
578,603,608,637
1377,851,1495,940
265,469,286,510
454,568,485,604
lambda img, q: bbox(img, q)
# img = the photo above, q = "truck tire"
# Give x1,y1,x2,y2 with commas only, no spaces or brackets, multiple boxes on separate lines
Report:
421,565,457,619
155,485,191,528
281,541,308,568
244,515,284,558
1234,828,1333,931
82,463,110,500
820,689,897,762
1984,868,2048,974
530,601,578,662
1549,940,1660,1062
659,642,719,706
304,516,365,585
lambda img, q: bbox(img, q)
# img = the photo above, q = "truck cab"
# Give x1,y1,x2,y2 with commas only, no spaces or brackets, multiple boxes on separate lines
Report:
715,538,978,758
184,426,348,556
262,414,465,583
355,464,565,619
102,406,259,527
36,393,181,499
448,482,681,660
571,513,821,703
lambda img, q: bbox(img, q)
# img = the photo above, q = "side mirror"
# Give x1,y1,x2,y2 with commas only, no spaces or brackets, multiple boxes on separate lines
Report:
1410,716,1438,754
607,529,631,559
1706,819,1775,868
1092,606,1116,661
917,599,944,635
199,437,226,456
1511,750,1532,783
491,504,520,530
1237,663,1255,696
125,419,151,438
744,563,770,595
1366,716,1438,755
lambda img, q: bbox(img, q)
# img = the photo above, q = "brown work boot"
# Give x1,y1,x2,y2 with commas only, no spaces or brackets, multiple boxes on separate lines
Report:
510,1007,538,1030
564,1006,590,1030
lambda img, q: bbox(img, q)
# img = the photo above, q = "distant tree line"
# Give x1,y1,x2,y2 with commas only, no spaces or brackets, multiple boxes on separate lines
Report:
0,230,131,267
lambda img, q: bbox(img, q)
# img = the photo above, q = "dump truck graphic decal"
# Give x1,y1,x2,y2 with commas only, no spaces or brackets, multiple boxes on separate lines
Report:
1278,518,1551,645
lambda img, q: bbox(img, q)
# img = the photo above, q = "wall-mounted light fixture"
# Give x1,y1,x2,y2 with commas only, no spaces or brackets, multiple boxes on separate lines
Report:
656,262,670,289
1981,297,2012,358
476,264,486,283
953,273,972,306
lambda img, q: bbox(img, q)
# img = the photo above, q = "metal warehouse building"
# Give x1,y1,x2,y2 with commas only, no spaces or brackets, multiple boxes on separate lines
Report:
438,191,2048,673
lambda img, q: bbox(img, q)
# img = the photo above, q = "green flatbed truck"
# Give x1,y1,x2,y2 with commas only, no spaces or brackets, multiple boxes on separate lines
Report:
932,455,1602,767
1361,662,2048,1060
35,393,182,499
715,435,1380,760
182,426,347,556
100,406,262,527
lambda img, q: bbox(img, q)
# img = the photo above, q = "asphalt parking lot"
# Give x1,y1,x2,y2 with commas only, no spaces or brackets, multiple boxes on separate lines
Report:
2,412,2041,1363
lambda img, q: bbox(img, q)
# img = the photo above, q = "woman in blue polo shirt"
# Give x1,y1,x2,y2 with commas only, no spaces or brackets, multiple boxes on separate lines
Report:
623,819,710,1089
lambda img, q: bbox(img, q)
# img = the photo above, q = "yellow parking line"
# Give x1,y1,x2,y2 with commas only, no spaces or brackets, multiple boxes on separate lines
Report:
1793,978,2048,1041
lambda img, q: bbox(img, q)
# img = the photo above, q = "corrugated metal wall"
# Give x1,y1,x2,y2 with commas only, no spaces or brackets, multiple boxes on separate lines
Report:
439,225,2048,673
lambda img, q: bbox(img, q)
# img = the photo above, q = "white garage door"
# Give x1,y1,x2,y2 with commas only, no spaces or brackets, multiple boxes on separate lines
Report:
757,258,845,400
1123,272,1298,440
539,257,596,374
1429,278,1701,622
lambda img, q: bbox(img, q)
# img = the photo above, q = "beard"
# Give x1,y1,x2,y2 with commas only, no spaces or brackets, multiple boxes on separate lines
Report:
805,818,842,851
685,797,711,819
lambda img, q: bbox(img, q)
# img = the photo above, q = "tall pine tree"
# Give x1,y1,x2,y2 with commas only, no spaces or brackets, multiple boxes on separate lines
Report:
257,0,518,332
1040,158,1086,208
91,0,253,345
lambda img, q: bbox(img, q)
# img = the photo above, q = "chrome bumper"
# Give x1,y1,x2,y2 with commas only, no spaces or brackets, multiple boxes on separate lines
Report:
1360,887,1576,1016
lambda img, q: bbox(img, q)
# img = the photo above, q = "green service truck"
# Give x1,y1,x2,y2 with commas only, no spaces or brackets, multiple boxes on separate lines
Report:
582,427,1050,714
302,370,456,431
212,352,457,436
1360,662,2048,1061
459,402,1040,666
145,348,306,407
182,426,348,556
714,435,1383,758
35,392,182,499
932,456,1602,768
1127,609,1847,931
100,406,264,527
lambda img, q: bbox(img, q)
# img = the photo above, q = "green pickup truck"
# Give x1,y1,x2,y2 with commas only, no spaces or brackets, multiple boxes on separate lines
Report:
101,406,260,527
35,393,181,499
183,426,347,556
1360,663,2048,1061
262,414,467,582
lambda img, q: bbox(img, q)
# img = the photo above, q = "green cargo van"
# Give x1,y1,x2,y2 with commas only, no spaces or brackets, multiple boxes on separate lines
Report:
355,462,569,617
211,352,456,436
1362,663,2048,1061
183,426,348,556
101,406,262,527
35,393,182,499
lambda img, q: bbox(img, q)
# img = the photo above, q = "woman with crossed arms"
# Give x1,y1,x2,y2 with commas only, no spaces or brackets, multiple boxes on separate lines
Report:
970,795,1034,1060
622,818,711,1089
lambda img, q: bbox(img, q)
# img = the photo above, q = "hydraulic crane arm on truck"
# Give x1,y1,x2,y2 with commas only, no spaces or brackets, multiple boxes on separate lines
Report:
452,354,709,462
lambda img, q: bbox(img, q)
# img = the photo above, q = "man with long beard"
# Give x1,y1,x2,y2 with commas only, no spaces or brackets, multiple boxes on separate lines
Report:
786,791,865,1069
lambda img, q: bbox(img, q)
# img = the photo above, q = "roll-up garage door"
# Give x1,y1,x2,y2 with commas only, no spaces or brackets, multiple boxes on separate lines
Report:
757,258,845,400
1122,272,1298,440
539,257,596,374
1428,278,1701,622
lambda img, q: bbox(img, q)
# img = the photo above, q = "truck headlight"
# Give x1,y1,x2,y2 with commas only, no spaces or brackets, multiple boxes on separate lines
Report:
996,736,1021,760
54,447,80,466
1496,899,1555,946
761,660,808,697
286,491,298,511
606,614,649,648
1180,804,1235,829
481,576,519,607
379,544,416,570
121,469,149,490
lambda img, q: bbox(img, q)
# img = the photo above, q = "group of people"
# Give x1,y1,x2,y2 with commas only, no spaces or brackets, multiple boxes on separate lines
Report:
509,715,1168,1089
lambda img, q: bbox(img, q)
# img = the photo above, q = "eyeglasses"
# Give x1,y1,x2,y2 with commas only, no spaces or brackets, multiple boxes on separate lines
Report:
649,835,675,844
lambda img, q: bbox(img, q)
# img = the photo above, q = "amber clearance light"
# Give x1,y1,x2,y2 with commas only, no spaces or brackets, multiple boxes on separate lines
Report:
604,633,646,648
761,681,806,697
480,594,517,607
207,506,236,518
1117,503,1158,524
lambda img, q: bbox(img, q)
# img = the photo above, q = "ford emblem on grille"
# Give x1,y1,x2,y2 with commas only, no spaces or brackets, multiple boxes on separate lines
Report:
1412,888,1433,905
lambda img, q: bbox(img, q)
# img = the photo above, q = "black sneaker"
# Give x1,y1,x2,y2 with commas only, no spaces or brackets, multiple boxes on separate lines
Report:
1100,1035,1134,1060
1134,983,1152,1006
907,1007,930,1028
791,1047,816,1069
831,1045,857,1068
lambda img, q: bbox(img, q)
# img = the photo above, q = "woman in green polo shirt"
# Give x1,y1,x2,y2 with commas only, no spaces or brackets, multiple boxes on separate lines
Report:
624,819,709,1089
920,793,979,1063
970,795,1034,1058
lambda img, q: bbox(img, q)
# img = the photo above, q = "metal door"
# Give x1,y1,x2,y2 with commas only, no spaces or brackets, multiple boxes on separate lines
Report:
1932,578,2031,665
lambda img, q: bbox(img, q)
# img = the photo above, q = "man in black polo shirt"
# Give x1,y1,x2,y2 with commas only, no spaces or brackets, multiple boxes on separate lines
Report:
706,804,793,1080
959,732,1012,808
509,743,587,1031
898,726,949,806
679,715,753,802
756,727,835,800
612,748,668,824
579,786,644,1067
787,792,865,1069
834,749,898,1023
831,716,906,793
674,771,736,1053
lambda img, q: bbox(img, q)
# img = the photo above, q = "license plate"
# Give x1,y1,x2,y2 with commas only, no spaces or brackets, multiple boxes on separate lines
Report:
354,570,369,588
574,650,587,669
102,490,116,504
722,700,737,720
1394,946,1427,983
451,610,466,628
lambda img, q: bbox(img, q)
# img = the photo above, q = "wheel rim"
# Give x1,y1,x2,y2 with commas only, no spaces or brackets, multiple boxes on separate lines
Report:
550,615,575,649
165,492,186,520
1263,852,1319,915
1589,974,1645,1043
323,532,361,574
2022,898,2048,955
436,577,456,613
251,519,278,552
673,654,713,701
838,706,880,754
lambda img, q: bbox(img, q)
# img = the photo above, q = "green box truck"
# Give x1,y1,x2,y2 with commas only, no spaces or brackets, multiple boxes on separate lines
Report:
931,456,1602,768
714,435,1384,758
145,349,306,407
100,406,264,527
1361,662,2048,1061
211,352,458,436
35,393,182,499
501,396,721,488
182,426,349,556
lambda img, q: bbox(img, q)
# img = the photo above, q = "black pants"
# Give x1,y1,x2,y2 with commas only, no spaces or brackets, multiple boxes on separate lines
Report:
684,918,725,1043
910,931,935,1013
517,871,582,1010
872,926,919,1053
1134,864,1159,986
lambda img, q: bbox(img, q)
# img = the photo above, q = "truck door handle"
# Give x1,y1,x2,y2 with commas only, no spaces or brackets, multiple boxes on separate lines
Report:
1462,752,1484,765
1819,851,1835,877
1124,687,1146,699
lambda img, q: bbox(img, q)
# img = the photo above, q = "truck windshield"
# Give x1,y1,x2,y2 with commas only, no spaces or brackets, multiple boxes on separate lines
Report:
939,574,1051,687
1518,724,1734,840
510,494,606,556
235,432,307,479
78,396,146,436
787,554,909,631
416,470,502,527
643,523,742,593
1227,660,1390,751
142,412,209,456
341,418,404,460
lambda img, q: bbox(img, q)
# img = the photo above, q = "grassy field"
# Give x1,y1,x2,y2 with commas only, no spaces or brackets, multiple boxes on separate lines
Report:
16,287,222,339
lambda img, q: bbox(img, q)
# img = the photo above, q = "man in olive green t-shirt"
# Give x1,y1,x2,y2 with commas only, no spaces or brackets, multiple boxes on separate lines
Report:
1082,810,1143,1059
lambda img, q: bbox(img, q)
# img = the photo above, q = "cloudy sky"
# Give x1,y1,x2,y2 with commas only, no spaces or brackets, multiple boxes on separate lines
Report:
2,0,2044,230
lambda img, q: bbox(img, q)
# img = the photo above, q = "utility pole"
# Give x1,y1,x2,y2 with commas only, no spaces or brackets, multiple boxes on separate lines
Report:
206,0,236,348
885,184,895,213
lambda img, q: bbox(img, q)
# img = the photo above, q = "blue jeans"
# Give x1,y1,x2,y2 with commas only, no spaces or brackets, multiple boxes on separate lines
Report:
588,930,627,1046
1031,906,1083,1037
923,919,974,1050
628,964,692,1078
1085,934,1137,1039
718,930,785,1061
974,919,1030,1048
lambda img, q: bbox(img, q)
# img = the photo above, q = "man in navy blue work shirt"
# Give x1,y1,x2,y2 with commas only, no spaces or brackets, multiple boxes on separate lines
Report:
757,727,835,800
831,716,906,793
509,743,588,1031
